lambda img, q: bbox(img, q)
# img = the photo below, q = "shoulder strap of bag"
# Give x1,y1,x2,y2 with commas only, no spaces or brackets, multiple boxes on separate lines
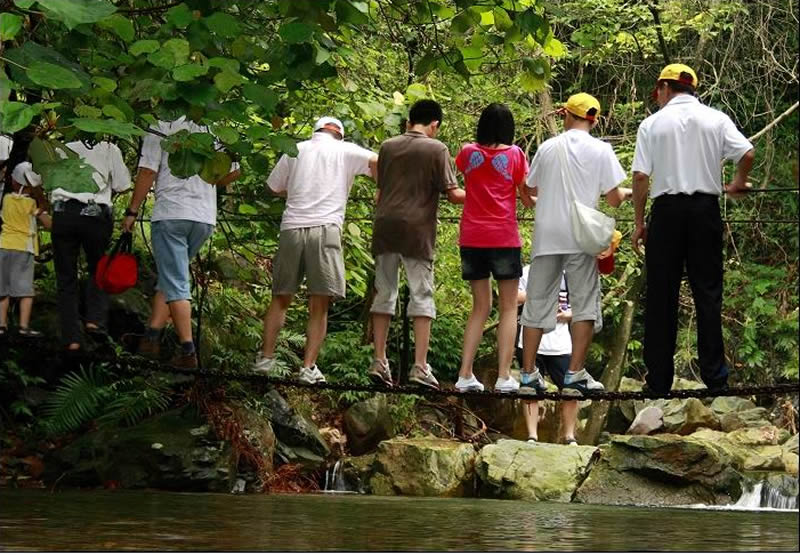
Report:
555,134,580,204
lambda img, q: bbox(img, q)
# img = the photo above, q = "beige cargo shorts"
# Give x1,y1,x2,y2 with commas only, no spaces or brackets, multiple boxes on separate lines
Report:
271,224,345,298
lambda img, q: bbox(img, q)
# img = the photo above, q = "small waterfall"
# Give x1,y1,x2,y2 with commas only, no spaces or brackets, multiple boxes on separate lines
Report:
734,481,798,510
322,460,351,493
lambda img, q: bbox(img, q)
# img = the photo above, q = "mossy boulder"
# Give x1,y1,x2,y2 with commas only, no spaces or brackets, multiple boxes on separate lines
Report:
719,408,772,432
690,426,793,472
783,434,799,455
343,395,393,456
369,438,476,497
44,407,233,491
476,439,598,502
573,434,743,506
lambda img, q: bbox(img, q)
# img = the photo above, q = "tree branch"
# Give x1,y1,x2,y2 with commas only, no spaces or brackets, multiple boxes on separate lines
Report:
647,0,671,65
748,101,799,142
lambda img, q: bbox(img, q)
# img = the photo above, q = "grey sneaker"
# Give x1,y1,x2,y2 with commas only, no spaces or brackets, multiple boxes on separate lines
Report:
562,369,604,397
408,363,439,390
519,368,547,394
368,359,393,387
298,365,326,385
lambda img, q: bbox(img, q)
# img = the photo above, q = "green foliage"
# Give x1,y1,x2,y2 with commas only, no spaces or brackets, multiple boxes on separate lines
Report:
42,364,173,435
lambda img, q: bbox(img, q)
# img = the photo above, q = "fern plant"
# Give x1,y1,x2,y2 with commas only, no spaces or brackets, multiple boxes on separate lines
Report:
42,364,173,435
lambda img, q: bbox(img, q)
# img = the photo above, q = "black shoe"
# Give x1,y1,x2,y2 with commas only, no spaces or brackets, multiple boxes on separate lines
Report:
705,381,728,395
641,383,669,398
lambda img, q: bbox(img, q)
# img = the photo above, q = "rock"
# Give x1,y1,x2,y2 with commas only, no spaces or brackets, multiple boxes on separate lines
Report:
727,425,783,446
661,398,720,435
627,406,664,435
719,408,772,432
337,453,376,493
573,434,742,506
369,438,476,497
275,443,325,470
343,395,393,456
616,377,645,424
319,427,347,459
265,389,330,462
783,434,799,455
782,451,798,475
673,378,705,390
690,426,791,472
710,396,757,416
476,439,598,502
44,407,233,491
230,402,276,475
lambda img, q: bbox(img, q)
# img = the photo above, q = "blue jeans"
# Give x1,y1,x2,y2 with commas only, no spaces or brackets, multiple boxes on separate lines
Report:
151,220,214,303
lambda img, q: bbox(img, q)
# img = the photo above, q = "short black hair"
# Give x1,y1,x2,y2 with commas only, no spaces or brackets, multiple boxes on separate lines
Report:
476,103,515,146
660,78,696,96
408,100,443,126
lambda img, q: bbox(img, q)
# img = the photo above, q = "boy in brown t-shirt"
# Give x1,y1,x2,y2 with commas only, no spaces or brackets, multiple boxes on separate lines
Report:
368,100,465,389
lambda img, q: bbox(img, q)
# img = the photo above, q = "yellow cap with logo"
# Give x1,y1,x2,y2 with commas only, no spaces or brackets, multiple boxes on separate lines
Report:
564,93,601,122
658,63,698,88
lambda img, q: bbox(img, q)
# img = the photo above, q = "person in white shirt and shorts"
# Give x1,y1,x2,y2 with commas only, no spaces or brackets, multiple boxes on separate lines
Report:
252,117,378,385
519,93,630,398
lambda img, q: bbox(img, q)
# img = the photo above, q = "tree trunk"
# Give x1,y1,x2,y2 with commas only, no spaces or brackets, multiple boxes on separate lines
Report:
578,269,646,445
538,89,559,138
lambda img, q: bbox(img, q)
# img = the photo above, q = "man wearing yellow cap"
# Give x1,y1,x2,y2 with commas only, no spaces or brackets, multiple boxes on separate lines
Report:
632,63,755,394
519,93,630,398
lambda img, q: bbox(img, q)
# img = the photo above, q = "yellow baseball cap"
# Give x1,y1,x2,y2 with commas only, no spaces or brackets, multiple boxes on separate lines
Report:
564,93,601,122
658,63,698,88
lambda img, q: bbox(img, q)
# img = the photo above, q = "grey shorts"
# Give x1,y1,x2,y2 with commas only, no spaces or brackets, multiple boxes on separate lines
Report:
370,253,435,319
0,249,34,298
272,224,345,298
520,253,602,334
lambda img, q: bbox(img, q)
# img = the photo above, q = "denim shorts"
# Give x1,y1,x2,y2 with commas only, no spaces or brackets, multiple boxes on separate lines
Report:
460,247,522,281
151,219,214,303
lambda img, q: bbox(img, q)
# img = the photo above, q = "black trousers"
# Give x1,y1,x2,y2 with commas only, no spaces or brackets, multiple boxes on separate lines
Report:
644,193,729,393
51,207,112,346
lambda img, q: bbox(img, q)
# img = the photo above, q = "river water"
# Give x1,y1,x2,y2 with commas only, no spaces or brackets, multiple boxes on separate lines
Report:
1,489,797,551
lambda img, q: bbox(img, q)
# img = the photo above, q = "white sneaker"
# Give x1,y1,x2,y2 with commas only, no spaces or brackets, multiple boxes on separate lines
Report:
494,375,520,393
252,355,278,375
455,374,484,392
298,365,326,385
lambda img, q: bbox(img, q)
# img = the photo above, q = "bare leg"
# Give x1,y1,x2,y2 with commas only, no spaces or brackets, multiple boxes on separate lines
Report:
458,279,491,379
0,297,9,328
18,297,33,328
304,295,330,368
561,400,580,441
523,401,539,440
568,320,594,372
413,316,432,367
372,313,392,360
168,299,193,343
522,326,544,372
261,294,293,358
148,291,171,330
496,279,520,380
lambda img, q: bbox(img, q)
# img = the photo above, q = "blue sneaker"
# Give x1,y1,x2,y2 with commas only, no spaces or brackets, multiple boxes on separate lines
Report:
562,369,604,397
519,368,547,394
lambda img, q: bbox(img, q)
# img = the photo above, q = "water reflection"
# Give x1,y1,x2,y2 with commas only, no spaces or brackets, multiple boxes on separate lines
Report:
0,490,797,551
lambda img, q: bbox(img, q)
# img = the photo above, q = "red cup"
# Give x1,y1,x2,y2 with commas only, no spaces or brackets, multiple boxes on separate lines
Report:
597,252,615,275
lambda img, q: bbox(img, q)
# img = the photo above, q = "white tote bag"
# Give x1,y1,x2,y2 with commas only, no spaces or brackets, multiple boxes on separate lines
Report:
556,136,615,255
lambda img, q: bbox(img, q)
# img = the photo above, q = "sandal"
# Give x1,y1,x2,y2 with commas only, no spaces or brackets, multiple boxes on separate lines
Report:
527,436,538,444
564,437,578,446
18,327,43,338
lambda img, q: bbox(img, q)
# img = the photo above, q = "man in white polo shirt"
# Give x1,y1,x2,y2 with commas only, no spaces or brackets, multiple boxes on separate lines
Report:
632,63,755,394
253,117,377,384
520,93,630,398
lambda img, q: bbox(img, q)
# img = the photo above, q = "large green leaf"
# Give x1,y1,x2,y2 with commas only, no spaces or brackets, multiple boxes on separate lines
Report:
4,41,91,92
168,147,206,178
242,84,279,113
0,12,23,40
147,48,176,69
520,57,550,92
38,158,99,194
38,0,117,30
98,13,134,42
214,70,246,92
27,61,83,89
71,117,145,140
199,151,232,183
270,134,298,157
161,38,190,66
279,21,315,44
173,63,208,82
129,39,160,56
204,11,240,38
166,3,194,29
0,101,36,133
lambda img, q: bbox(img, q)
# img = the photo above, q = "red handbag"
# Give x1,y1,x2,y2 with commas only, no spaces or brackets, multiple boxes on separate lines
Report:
95,232,138,294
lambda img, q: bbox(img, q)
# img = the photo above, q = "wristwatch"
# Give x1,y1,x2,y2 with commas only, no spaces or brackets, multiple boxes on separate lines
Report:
125,208,138,217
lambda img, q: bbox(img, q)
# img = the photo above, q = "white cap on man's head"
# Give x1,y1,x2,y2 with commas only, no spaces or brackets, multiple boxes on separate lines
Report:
313,116,344,138
11,162,42,188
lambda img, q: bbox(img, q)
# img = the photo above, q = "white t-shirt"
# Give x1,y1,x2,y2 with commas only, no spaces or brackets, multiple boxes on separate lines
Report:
0,136,12,162
527,129,626,256
632,95,753,198
518,265,572,355
52,141,131,206
139,117,237,226
268,132,374,231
